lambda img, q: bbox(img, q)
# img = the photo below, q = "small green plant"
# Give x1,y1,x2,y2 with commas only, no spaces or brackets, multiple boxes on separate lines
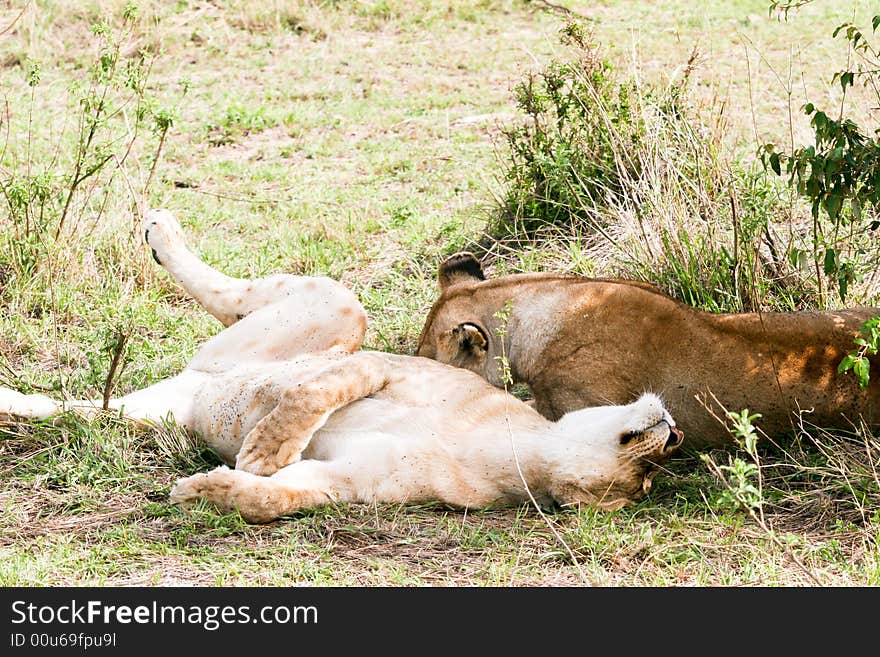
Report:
0,4,174,283
713,458,762,511
839,316,880,388
702,409,764,512
206,103,274,145
495,19,653,234
727,408,762,455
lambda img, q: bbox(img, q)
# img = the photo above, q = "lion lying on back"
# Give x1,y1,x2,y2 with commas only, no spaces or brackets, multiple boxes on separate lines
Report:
0,211,682,522
417,253,880,449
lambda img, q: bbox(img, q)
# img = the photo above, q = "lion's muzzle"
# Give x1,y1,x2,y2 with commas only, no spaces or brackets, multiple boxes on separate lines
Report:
664,424,684,453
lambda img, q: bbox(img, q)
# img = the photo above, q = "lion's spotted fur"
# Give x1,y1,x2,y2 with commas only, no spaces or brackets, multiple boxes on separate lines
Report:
417,254,880,448
0,212,682,523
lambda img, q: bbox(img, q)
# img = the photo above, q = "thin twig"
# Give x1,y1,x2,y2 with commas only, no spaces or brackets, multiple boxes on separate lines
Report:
0,0,31,37
143,122,169,203
528,0,584,18
101,330,129,411
495,310,590,584
113,153,141,220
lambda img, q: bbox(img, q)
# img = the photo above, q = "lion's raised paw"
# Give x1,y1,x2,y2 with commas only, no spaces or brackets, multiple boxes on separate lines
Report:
142,209,188,265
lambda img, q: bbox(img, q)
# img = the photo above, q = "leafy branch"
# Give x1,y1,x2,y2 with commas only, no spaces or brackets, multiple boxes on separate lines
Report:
839,317,880,388
760,4,880,305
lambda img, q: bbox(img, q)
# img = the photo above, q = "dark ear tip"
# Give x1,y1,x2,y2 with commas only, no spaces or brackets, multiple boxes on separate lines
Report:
438,252,485,290
441,251,480,266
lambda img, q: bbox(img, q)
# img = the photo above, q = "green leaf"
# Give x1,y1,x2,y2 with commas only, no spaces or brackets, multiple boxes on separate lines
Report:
873,15,880,32
852,196,862,222
838,353,857,373
853,357,870,388
823,193,843,220
823,248,838,275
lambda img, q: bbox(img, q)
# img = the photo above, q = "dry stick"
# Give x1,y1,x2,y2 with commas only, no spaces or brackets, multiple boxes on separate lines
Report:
741,33,801,258
176,186,289,205
114,154,140,215
0,358,53,392
0,98,10,167
743,41,762,149
729,187,742,311
500,395,590,583
101,330,129,411
784,44,826,307
737,37,796,432
0,0,31,36
0,444,65,478
107,102,145,232
742,32,785,281
860,425,880,500
45,247,66,397
528,0,583,16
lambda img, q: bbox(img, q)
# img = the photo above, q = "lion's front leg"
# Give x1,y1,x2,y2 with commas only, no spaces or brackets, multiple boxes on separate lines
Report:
170,463,335,523
234,352,392,476
0,388,60,420
0,371,204,428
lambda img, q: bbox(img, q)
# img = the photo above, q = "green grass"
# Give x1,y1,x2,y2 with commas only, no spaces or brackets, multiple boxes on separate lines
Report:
1,0,879,586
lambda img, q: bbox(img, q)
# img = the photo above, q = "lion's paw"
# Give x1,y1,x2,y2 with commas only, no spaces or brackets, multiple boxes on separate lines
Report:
143,209,187,266
0,387,59,420
170,466,231,504
235,446,281,477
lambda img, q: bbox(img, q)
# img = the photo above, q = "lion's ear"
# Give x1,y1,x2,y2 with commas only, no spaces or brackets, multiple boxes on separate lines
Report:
438,252,485,291
452,322,488,354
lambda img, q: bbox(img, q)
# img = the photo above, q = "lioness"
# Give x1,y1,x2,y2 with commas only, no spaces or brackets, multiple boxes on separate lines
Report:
0,211,682,522
417,253,880,449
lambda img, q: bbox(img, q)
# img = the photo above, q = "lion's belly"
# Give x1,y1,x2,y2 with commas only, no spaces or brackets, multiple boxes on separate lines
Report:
187,355,343,463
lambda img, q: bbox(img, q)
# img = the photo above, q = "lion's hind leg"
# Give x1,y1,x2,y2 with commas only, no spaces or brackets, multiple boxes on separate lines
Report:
170,462,335,524
143,209,364,333
143,208,288,327
234,352,392,476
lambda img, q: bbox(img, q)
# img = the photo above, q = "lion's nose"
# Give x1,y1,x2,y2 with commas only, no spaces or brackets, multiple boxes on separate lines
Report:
664,424,684,452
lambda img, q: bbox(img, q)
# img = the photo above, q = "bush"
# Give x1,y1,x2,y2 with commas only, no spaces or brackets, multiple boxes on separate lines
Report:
488,19,878,314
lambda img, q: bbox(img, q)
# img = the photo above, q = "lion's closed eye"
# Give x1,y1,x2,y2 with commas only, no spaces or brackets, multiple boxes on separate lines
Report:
619,430,641,445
